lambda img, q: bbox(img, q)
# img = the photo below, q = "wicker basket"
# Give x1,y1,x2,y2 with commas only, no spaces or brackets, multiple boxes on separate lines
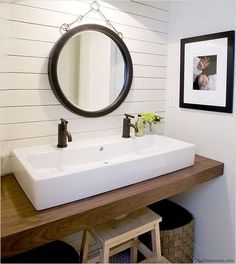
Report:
160,218,194,263
137,199,195,263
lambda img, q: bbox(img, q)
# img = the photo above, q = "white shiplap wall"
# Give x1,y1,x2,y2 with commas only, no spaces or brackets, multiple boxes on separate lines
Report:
1,0,168,175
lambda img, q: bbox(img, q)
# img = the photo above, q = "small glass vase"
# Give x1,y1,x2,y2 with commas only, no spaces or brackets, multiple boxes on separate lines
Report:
151,123,158,134
144,122,153,134
144,122,158,134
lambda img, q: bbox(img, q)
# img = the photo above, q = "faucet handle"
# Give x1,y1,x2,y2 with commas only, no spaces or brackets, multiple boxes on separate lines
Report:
60,118,68,125
124,113,134,119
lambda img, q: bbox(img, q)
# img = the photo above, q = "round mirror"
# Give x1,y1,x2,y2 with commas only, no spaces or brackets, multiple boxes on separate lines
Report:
48,24,133,117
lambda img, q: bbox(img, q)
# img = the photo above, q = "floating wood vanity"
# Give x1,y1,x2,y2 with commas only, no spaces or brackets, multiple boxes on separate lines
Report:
1,155,223,258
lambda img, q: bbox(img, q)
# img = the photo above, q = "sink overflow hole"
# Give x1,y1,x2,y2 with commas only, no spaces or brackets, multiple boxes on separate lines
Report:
99,146,104,151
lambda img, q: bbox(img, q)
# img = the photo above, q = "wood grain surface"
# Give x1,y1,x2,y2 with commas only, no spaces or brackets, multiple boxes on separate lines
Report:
1,155,223,258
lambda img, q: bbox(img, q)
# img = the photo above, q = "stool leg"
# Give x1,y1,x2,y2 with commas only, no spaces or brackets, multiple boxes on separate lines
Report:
100,242,110,263
151,223,162,261
80,230,91,263
130,237,138,263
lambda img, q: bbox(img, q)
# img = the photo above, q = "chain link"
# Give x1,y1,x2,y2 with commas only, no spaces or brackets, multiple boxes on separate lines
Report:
60,0,123,39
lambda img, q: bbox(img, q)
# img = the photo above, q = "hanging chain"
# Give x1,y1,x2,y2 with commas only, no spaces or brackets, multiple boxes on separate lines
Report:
60,0,123,39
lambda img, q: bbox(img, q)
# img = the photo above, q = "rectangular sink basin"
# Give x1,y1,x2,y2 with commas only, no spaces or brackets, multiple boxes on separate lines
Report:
12,135,195,210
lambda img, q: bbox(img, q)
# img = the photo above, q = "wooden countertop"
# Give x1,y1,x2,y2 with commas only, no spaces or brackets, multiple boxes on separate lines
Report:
1,155,223,258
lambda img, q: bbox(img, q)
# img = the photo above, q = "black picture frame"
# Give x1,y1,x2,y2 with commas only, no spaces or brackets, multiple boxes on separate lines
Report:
180,30,235,113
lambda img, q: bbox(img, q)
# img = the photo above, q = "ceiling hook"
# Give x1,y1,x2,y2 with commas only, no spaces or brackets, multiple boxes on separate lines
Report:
91,0,100,11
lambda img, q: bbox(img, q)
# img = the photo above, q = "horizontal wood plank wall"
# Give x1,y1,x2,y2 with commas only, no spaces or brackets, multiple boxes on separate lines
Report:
0,0,168,175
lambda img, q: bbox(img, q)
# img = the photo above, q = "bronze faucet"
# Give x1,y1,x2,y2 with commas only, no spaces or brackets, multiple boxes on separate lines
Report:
122,114,138,138
57,118,72,148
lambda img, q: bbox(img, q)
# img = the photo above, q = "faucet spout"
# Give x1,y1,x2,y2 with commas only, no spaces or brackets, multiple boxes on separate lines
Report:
65,130,72,142
129,123,138,133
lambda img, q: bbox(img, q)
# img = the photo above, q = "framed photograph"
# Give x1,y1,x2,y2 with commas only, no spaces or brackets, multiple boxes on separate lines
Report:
180,30,235,113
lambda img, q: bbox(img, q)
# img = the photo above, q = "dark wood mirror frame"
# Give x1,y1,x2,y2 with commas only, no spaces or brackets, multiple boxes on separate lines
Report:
48,24,133,117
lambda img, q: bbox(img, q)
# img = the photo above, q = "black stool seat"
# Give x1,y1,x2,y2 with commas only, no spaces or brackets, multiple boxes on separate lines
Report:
2,240,79,263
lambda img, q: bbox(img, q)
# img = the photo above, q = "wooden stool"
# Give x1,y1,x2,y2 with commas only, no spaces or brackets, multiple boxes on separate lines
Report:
80,207,169,263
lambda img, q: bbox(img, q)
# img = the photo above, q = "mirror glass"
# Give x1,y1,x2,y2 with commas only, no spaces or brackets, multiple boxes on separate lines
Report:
57,31,125,112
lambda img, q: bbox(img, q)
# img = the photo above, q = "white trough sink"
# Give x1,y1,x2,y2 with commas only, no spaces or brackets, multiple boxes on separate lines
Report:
12,135,195,210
